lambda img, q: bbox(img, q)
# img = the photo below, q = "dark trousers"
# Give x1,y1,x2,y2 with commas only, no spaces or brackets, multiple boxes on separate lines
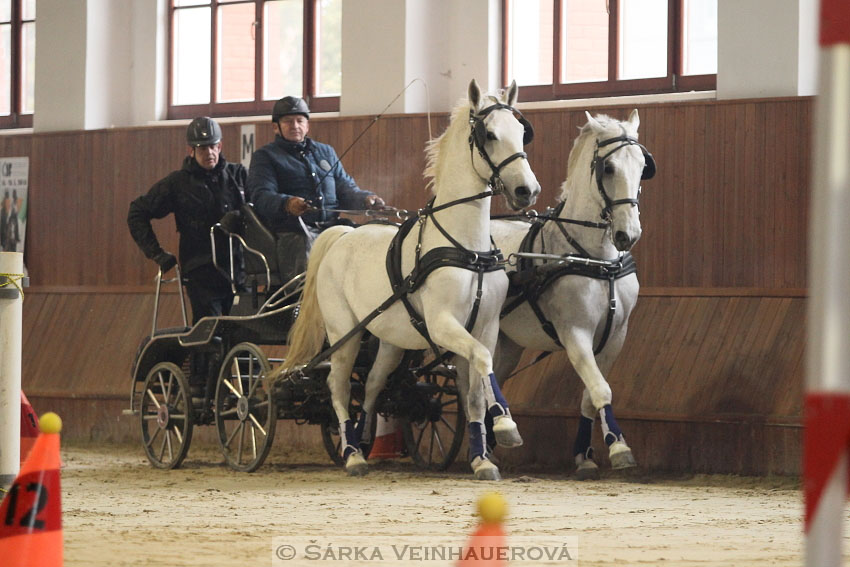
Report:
184,264,233,388
185,264,234,323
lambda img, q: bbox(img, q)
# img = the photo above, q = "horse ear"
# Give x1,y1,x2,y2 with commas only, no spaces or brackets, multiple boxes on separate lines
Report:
506,80,518,107
585,111,602,132
468,79,481,110
628,109,640,130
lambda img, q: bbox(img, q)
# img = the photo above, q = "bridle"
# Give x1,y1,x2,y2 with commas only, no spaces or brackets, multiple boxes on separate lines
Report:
591,128,656,221
468,103,533,195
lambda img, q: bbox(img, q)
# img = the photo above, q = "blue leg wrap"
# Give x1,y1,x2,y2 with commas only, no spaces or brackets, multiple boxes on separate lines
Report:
468,421,487,460
341,419,359,460
484,411,496,454
487,373,509,418
573,415,594,459
354,413,367,443
599,404,623,447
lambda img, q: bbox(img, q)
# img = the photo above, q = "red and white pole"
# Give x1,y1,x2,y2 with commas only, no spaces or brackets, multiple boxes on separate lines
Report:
806,1,850,565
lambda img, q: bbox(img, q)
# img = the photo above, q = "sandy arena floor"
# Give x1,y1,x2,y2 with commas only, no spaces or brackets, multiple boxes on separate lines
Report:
56,442,842,567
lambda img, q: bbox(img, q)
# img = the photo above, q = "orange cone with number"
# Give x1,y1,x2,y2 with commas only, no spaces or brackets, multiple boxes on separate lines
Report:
0,412,63,566
369,415,404,459
456,492,508,567
20,391,39,463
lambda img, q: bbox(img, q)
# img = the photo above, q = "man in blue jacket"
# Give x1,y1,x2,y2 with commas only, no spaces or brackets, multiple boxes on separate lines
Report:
247,96,384,281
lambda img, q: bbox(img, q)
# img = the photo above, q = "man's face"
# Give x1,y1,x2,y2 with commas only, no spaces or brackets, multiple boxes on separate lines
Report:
275,114,310,143
191,142,222,170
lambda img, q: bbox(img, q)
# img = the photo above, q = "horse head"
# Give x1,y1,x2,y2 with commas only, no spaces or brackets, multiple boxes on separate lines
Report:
467,79,541,210
577,109,653,252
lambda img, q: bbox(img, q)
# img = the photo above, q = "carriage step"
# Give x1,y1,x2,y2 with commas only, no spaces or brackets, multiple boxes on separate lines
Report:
122,409,138,416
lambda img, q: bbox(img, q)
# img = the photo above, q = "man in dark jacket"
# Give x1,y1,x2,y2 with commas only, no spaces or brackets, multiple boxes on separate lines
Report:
246,96,385,281
128,117,246,323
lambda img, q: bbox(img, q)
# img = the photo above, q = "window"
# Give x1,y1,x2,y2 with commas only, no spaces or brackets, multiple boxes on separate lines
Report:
503,0,716,101
169,0,341,119
0,0,35,128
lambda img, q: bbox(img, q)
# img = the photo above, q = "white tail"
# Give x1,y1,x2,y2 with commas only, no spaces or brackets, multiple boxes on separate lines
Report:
276,225,354,376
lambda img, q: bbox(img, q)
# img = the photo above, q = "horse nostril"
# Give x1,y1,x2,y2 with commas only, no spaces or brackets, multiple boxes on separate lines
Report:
614,231,633,251
515,186,530,199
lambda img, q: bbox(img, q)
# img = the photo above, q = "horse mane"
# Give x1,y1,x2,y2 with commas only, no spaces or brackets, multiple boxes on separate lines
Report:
423,100,470,192
559,113,637,201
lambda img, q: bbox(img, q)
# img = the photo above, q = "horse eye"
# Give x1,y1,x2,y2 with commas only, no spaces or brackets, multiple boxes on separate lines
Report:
604,163,615,175
486,131,497,141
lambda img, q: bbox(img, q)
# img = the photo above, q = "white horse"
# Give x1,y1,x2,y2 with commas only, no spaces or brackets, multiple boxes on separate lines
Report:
279,80,540,480
491,110,655,479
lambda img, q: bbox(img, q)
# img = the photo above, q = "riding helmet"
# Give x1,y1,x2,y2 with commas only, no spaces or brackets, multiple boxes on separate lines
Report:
272,96,310,122
186,117,222,147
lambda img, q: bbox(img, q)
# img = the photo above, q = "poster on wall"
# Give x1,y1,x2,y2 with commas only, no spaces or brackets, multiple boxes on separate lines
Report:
0,157,29,257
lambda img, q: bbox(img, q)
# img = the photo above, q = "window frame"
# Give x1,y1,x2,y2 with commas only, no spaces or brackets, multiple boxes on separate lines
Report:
0,0,34,129
167,0,339,120
502,0,716,102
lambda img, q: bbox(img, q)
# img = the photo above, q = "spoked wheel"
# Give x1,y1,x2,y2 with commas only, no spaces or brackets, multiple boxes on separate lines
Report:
214,343,276,472
401,369,466,471
139,362,194,470
320,377,376,466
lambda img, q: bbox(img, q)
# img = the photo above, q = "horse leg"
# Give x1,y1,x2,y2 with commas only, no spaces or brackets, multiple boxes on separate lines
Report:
455,358,500,481
487,333,527,453
326,333,370,476
359,342,405,451
477,326,523,449
562,334,636,471
573,388,600,480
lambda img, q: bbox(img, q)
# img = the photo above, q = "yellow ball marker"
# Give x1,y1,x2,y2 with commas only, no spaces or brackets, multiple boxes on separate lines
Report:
39,412,63,434
477,491,507,525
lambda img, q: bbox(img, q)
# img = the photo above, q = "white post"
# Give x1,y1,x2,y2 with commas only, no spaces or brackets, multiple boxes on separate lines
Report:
0,252,24,488
805,1,850,565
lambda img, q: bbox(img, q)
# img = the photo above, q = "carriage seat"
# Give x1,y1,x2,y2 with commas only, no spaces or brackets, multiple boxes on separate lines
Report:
239,203,283,288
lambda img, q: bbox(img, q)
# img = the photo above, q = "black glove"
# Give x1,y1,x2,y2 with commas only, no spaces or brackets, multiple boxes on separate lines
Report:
153,250,177,272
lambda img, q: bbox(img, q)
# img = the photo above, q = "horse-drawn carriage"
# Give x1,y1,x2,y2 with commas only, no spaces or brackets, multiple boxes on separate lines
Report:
127,202,466,473
127,79,655,481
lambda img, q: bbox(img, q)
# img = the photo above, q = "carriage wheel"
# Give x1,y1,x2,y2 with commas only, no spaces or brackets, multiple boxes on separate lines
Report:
401,370,466,471
139,362,194,470
214,343,276,472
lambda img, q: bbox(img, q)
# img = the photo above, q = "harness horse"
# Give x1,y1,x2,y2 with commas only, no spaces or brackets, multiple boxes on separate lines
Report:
491,110,656,479
278,80,541,480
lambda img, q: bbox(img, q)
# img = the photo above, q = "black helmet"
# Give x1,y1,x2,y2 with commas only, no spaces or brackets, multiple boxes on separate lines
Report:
272,96,310,122
186,117,222,146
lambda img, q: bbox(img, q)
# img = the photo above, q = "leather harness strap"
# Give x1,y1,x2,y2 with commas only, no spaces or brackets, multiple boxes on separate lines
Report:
501,212,637,355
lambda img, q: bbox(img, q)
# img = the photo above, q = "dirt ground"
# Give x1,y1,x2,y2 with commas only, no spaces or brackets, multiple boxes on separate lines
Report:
56,442,840,567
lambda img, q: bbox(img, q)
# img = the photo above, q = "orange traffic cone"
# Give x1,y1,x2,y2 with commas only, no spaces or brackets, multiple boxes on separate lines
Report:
20,391,40,463
456,492,509,567
0,412,63,567
369,415,404,459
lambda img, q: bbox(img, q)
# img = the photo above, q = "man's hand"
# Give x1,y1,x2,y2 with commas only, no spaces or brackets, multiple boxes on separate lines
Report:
153,251,177,272
365,195,386,209
285,196,311,216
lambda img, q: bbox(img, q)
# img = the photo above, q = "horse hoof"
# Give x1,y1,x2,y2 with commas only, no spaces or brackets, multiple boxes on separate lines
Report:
493,416,523,448
575,459,600,481
609,441,637,470
471,457,502,481
345,453,369,476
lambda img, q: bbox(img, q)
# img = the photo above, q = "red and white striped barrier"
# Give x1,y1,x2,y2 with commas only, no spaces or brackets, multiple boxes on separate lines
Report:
805,1,850,565
370,415,404,459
